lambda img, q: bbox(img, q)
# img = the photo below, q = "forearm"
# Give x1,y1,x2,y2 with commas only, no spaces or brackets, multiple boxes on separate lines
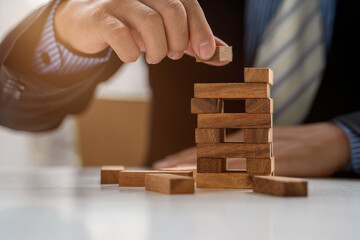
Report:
0,0,122,132
33,0,112,76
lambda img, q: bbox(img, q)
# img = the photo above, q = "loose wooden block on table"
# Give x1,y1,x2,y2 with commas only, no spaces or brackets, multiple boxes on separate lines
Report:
198,113,272,129
145,174,195,194
197,158,227,173
197,143,271,158
195,128,225,143
246,157,274,174
244,68,273,85
244,128,272,143
101,165,125,184
191,98,223,114
196,46,233,62
119,170,193,187
158,166,197,179
252,176,307,197
196,172,253,189
245,98,273,114
194,83,270,99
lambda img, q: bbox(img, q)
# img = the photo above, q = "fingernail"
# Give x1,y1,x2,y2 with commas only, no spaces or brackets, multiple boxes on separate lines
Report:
149,61,161,64
199,41,214,59
146,57,161,64
168,52,182,60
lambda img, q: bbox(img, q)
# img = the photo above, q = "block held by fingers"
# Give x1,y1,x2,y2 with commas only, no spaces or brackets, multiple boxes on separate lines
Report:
196,46,233,62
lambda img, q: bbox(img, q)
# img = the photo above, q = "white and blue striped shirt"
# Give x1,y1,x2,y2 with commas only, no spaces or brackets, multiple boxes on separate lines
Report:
32,0,111,76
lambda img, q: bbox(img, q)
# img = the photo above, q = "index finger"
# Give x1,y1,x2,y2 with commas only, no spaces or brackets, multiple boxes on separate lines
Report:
180,0,216,60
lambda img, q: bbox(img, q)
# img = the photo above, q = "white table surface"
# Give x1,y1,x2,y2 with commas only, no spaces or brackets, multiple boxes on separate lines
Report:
0,167,359,240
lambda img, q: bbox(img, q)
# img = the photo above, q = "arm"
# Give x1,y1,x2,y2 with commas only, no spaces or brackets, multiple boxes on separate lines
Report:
153,121,354,177
0,0,122,132
33,0,112,76
1,0,225,132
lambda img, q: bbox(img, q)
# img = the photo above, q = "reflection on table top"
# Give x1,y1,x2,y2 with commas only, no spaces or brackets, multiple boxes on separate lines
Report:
0,167,359,240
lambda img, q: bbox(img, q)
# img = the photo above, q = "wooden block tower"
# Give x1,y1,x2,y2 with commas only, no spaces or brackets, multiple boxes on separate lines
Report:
191,68,274,189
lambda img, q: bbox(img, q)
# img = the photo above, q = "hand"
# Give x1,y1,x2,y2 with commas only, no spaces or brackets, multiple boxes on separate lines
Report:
273,122,350,177
153,130,245,169
54,0,230,65
153,122,351,177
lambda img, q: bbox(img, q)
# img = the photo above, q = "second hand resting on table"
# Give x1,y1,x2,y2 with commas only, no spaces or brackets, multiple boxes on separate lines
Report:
153,122,351,178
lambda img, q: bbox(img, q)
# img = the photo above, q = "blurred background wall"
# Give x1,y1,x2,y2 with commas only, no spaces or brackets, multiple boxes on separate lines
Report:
0,0,151,167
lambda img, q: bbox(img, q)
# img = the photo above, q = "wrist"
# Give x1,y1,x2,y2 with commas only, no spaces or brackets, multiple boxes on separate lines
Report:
54,1,74,50
328,122,351,172
54,1,109,55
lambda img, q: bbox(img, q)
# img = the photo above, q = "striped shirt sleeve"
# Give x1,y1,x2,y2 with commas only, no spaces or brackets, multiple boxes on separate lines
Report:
32,0,112,76
334,120,360,175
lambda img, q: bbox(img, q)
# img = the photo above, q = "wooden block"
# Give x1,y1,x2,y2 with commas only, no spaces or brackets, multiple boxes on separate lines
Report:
245,98,273,114
158,166,197,180
196,172,252,189
119,170,193,187
191,98,223,114
246,157,274,174
195,128,225,143
101,165,125,184
198,113,272,129
197,143,271,158
194,83,270,99
197,158,227,173
244,68,273,85
252,176,307,197
244,128,272,143
196,46,233,62
145,174,195,194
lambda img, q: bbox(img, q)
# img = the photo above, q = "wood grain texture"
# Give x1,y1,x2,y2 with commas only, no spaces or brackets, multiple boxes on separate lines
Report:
197,158,227,173
191,98,223,114
100,165,125,184
244,128,272,143
244,68,273,85
196,172,252,189
197,143,271,158
246,157,274,174
196,46,233,62
118,170,193,187
158,166,197,180
252,176,307,197
245,98,273,114
145,174,195,194
195,128,225,143
198,113,272,129
194,83,270,99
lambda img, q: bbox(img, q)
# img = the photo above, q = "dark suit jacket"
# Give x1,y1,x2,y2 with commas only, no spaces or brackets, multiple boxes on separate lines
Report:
0,0,359,166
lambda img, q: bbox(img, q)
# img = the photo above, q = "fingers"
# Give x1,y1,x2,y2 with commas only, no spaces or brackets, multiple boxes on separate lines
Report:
227,158,246,170
92,0,218,64
113,0,168,64
140,0,188,60
100,14,141,63
185,37,231,66
180,0,215,60
153,146,197,169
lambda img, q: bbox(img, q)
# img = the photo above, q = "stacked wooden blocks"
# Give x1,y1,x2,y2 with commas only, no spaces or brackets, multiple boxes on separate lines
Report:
192,68,274,189
99,47,308,197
